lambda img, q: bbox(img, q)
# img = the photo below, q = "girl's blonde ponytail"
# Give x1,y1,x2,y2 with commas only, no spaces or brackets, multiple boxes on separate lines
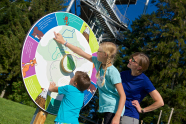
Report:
100,57,111,87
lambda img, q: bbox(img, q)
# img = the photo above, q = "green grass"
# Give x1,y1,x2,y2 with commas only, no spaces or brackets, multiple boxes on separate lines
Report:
0,97,56,124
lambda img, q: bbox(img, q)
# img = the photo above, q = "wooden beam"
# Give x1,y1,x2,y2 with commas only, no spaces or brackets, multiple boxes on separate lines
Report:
157,110,162,124
31,107,48,124
141,120,143,124
167,108,174,124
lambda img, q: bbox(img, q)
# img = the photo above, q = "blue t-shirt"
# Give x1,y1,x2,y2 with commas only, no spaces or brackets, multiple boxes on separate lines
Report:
54,85,84,124
92,56,125,115
121,70,155,119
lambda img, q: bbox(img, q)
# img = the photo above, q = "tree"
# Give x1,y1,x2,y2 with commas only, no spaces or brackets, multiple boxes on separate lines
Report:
28,0,66,25
0,0,66,106
0,0,31,99
114,0,186,123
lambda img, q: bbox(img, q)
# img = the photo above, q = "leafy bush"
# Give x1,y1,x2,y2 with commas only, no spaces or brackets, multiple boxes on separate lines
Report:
8,81,36,108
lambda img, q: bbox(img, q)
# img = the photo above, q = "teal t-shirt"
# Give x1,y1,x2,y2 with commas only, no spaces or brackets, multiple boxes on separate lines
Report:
54,85,84,124
92,56,125,115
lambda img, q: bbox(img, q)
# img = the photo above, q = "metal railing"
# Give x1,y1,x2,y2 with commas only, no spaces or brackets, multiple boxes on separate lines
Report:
84,0,109,17
113,4,130,26
108,21,117,34
105,0,130,27
82,0,129,27
81,0,127,41
116,31,125,41
106,0,114,6
85,0,99,6
97,3,110,16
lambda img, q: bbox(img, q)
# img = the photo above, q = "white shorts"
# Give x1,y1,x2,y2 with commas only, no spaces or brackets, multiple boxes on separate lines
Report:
120,116,139,124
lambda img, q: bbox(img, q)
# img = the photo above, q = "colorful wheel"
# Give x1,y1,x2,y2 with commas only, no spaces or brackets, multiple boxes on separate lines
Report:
21,12,99,115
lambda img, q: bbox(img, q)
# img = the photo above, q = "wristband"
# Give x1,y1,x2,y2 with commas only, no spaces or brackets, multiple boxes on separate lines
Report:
141,108,144,113
64,41,68,46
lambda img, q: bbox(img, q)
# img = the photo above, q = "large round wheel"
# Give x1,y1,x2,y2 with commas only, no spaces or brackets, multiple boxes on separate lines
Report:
21,12,99,115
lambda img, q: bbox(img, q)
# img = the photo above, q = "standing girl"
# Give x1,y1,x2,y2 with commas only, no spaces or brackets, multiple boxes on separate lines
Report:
54,32,126,124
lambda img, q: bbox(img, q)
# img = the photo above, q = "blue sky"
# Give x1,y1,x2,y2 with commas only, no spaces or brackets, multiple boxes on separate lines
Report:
63,0,158,29
118,0,158,29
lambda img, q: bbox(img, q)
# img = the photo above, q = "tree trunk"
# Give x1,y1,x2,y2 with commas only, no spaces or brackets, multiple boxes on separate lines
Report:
0,89,6,98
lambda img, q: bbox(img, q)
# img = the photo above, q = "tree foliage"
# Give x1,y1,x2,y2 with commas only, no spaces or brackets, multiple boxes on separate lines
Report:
79,91,104,124
0,0,66,106
28,0,66,25
0,0,31,97
114,0,186,123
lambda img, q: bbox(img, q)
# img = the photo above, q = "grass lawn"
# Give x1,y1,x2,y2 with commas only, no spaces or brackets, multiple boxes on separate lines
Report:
0,97,56,124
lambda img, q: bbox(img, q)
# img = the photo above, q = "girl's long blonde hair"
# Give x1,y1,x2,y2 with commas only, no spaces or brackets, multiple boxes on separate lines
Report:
96,42,118,86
